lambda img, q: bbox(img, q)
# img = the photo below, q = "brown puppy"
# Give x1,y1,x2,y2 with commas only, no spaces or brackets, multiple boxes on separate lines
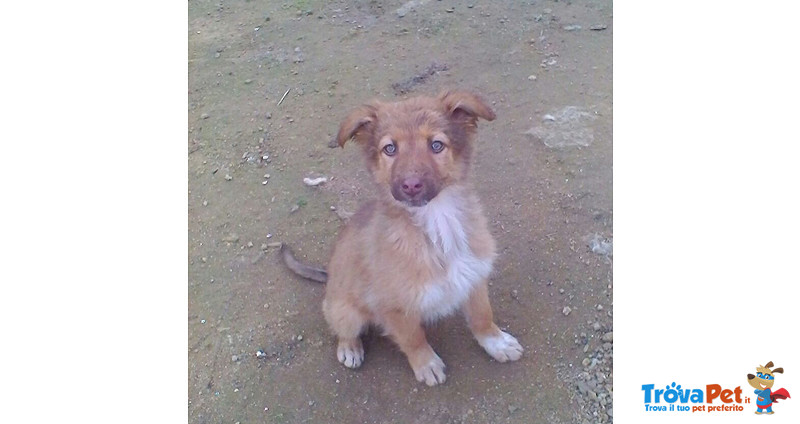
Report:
282,90,523,386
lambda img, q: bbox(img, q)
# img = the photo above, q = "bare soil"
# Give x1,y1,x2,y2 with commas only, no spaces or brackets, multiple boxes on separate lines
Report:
188,1,612,423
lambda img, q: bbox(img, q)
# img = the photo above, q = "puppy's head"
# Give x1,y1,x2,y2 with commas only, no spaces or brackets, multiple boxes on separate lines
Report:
336,90,495,207
747,361,783,390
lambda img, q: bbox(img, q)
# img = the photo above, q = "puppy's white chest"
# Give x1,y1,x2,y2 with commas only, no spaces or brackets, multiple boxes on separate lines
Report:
413,191,493,320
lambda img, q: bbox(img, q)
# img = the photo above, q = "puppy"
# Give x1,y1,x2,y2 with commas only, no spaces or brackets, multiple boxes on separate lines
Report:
281,90,523,386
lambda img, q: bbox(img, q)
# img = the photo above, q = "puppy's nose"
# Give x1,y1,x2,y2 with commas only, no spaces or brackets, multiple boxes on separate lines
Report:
401,177,424,197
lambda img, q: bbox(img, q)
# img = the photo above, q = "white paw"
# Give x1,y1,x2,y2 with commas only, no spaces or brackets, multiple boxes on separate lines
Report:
413,354,447,386
478,330,523,362
336,342,364,369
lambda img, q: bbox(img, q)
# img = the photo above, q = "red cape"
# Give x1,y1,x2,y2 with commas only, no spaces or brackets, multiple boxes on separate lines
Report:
771,388,791,403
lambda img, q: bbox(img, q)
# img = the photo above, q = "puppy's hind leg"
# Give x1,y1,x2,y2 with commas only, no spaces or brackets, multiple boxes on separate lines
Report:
323,299,368,369
462,282,524,362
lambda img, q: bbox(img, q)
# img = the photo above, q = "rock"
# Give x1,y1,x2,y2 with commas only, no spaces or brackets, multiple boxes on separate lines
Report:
222,234,240,243
590,24,608,31
602,332,613,342
232,355,239,362
224,174,233,181
201,113,210,119
528,75,537,81
592,322,602,331
244,79,253,84
563,25,582,31
256,350,266,358
562,306,572,316
303,176,328,186
582,358,591,367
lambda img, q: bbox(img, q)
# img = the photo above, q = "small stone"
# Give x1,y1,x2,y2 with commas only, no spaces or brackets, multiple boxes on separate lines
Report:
563,24,582,31
260,243,268,250
558,288,565,294
590,24,608,31
592,322,602,331
247,241,254,248
297,335,303,341
602,332,613,342
543,114,556,122
596,304,604,311
290,204,300,214
222,234,240,243
562,306,572,316
528,75,537,81
508,405,518,414
201,113,210,119
330,205,337,211
232,355,239,362
256,350,266,358
224,174,233,181
202,200,208,206
582,358,591,367
244,79,253,84
267,242,282,248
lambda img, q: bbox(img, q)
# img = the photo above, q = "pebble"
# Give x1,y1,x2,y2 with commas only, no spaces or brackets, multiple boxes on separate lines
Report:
232,355,239,362
602,332,613,342
563,24,582,31
590,24,608,31
244,79,253,84
592,322,602,331
202,200,208,206
256,350,266,358
297,335,303,341
303,176,328,186
582,358,591,367
528,75,537,81
596,304,604,311
224,174,233,181
222,234,240,243
201,113,210,119
267,242,282,248
562,306,572,316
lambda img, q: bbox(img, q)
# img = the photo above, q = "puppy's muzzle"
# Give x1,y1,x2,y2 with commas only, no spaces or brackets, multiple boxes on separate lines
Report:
392,175,438,207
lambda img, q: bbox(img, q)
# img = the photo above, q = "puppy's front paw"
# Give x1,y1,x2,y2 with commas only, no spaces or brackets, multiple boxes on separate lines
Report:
478,330,523,362
413,354,447,386
336,339,364,369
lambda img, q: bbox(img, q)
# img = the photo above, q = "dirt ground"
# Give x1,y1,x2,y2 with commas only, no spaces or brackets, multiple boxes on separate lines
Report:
188,1,612,423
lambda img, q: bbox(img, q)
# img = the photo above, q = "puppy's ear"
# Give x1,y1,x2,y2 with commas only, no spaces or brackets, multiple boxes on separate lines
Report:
765,361,774,369
772,367,784,374
336,104,379,147
439,90,496,124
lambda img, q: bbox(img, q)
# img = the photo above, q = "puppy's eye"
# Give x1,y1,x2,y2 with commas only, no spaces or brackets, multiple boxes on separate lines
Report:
430,140,445,153
383,143,397,156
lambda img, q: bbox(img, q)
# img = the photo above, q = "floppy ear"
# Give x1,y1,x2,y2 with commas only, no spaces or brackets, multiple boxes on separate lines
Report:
772,367,784,374
765,361,774,369
336,104,378,147
438,90,496,123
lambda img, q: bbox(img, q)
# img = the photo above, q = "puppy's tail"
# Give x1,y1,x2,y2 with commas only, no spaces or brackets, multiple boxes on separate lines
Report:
280,244,328,284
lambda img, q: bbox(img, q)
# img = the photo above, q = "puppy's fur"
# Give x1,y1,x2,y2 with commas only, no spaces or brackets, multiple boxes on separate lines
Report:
282,91,523,386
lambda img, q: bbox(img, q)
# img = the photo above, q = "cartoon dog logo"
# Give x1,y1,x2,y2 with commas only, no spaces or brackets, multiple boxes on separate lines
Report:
747,361,791,414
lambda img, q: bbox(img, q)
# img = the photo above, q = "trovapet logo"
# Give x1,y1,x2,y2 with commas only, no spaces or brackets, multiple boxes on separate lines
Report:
641,360,792,415
641,382,746,413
